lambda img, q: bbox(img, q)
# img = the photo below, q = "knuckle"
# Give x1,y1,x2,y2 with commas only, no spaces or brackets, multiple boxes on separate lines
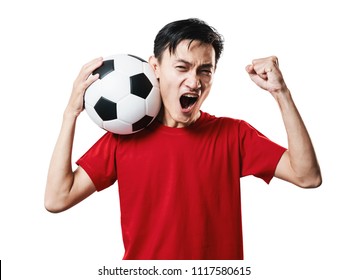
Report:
271,55,278,64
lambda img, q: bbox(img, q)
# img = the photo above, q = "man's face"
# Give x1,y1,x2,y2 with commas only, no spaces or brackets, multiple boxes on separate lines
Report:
150,40,216,128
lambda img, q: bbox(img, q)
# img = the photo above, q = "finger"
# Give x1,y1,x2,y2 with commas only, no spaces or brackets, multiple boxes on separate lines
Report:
84,57,103,70
252,56,278,65
246,63,269,81
86,72,100,87
79,57,103,81
252,56,279,72
248,71,268,90
73,59,102,91
245,64,255,74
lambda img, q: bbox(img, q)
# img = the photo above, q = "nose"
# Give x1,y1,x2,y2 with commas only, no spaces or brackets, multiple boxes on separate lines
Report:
185,73,201,91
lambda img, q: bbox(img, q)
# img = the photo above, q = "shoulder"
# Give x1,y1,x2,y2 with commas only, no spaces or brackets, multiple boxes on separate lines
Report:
85,131,119,152
198,111,267,140
97,131,119,143
199,111,245,130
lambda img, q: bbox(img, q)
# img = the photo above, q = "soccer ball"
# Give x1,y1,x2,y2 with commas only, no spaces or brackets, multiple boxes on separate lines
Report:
84,54,161,135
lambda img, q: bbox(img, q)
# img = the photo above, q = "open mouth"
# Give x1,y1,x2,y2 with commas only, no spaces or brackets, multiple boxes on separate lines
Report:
179,94,199,110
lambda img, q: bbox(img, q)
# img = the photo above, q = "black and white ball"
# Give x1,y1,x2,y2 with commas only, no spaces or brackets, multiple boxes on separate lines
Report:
84,54,161,135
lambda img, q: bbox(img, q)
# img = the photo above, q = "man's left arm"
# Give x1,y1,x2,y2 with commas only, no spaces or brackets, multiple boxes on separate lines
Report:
246,56,322,188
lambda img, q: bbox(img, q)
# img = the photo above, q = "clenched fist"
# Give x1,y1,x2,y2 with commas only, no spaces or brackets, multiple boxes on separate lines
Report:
246,56,288,97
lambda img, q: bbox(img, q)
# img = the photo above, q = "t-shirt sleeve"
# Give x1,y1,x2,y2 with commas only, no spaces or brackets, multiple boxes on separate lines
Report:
239,120,287,184
76,132,118,191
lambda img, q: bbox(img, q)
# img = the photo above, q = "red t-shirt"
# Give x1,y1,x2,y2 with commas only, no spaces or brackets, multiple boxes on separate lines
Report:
77,111,286,260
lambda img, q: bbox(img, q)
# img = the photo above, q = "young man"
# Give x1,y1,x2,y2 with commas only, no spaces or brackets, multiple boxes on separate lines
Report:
45,18,321,260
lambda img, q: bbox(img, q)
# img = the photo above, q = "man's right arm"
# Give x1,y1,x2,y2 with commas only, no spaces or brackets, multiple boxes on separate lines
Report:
44,58,103,213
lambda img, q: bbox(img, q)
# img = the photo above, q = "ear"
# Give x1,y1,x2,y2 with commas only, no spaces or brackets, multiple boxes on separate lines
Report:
149,55,160,79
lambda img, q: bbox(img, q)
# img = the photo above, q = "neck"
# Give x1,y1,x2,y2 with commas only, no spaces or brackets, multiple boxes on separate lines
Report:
158,109,201,128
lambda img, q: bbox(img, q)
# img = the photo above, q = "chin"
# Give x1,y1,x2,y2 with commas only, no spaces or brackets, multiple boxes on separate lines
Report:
161,100,201,127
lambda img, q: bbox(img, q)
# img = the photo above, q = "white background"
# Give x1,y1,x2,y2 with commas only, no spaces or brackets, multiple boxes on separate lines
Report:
1,0,346,279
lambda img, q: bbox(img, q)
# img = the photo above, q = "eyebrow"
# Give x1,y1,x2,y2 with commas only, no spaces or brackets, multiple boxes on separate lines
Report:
175,59,214,69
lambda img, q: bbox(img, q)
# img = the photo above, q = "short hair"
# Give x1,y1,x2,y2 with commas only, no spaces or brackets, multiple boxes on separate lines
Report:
153,18,224,65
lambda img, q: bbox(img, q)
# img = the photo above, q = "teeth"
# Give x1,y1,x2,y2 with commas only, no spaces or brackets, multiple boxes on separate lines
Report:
183,94,197,98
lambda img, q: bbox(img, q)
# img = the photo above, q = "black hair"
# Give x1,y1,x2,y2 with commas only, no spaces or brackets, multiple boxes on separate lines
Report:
153,18,224,64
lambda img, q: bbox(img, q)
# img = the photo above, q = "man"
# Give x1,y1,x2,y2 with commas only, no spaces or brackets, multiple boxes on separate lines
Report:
45,18,321,260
